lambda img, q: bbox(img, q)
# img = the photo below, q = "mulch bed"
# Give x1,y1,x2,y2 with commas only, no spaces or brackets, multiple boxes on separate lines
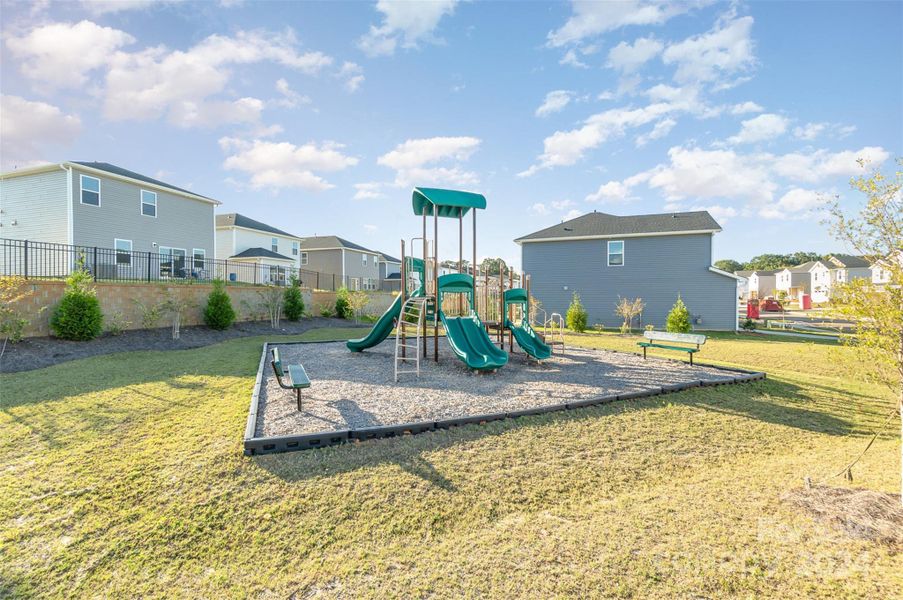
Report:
0,317,368,374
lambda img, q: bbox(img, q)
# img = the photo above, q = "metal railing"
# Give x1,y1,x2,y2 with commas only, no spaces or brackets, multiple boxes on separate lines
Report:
0,238,350,290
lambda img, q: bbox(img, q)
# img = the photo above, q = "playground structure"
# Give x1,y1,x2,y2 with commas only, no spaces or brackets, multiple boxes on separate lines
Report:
346,187,558,374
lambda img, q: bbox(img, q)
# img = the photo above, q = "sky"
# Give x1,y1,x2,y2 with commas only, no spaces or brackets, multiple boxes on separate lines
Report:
1,0,901,268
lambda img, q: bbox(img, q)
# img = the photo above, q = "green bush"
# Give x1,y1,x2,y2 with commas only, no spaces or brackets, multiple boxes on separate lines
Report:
565,292,588,333
203,280,236,330
318,304,334,318
283,281,305,321
666,295,692,333
50,267,103,340
334,287,353,319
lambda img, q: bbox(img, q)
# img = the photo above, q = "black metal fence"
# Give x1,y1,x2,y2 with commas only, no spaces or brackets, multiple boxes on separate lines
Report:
0,238,346,290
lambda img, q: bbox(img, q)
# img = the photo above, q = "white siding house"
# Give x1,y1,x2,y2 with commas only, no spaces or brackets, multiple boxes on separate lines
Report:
215,213,303,285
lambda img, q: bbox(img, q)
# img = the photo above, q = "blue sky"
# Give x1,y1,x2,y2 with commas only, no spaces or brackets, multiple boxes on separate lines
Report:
2,0,901,266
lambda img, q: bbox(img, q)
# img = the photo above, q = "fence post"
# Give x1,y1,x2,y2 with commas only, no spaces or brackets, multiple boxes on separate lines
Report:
147,252,152,281
23,240,29,279
254,264,258,285
92,247,98,281
316,271,319,289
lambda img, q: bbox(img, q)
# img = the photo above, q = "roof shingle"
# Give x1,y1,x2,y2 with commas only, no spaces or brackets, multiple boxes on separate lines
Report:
515,210,722,242
216,213,301,239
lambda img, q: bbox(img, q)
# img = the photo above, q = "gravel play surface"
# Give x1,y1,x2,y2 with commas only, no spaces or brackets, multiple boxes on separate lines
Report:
255,340,741,438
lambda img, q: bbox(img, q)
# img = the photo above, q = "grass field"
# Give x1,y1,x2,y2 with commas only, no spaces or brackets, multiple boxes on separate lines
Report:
1,326,900,598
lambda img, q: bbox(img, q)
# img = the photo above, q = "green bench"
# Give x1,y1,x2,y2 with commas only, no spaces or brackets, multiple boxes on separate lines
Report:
638,331,707,365
270,347,311,411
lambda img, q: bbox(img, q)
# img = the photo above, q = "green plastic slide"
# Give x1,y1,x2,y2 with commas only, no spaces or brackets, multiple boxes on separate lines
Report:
506,319,552,360
346,289,421,352
441,311,508,371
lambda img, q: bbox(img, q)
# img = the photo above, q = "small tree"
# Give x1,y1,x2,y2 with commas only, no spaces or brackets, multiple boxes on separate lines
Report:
258,286,285,329
825,158,902,503
0,276,34,359
204,279,236,330
334,287,353,319
566,292,588,332
714,259,744,273
615,296,646,334
665,295,692,333
159,288,195,340
50,262,103,341
283,277,305,321
347,290,370,323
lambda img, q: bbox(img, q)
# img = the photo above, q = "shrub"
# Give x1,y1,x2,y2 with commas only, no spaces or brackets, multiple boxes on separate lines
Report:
741,317,757,331
133,298,164,329
50,266,103,341
565,292,588,333
334,287,353,319
1,276,33,352
283,280,305,321
347,290,370,322
665,295,692,333
105,310,130,336
318,304,334,318
204,280,236,330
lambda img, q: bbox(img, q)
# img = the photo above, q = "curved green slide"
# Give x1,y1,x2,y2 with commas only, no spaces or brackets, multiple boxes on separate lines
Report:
441,312,508,371
503,287,551,360
346,289,422,352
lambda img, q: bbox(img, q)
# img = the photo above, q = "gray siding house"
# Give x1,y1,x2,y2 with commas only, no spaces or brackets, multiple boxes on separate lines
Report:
299,235,381,291
516,210,740,331
378,252,402,291
1,162,219,277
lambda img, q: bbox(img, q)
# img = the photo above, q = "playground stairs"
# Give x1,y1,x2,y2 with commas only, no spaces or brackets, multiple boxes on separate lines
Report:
394,295,432,382
538,312,566,353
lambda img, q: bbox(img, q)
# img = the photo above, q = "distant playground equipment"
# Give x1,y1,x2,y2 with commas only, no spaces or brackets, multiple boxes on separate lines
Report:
347,187,559,376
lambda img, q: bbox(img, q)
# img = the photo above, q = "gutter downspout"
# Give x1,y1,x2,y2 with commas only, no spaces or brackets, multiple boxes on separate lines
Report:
60,163,74,245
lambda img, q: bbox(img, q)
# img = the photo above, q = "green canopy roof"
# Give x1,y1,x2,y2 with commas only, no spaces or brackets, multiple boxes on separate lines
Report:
411,187,487,218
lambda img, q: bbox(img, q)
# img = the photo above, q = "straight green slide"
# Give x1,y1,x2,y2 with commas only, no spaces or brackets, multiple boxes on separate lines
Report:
506,320,552,360
441,312,508,370
346,290,421,352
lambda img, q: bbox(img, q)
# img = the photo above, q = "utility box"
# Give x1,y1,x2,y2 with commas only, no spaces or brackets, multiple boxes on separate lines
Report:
801,293,812,310
746,299,760,319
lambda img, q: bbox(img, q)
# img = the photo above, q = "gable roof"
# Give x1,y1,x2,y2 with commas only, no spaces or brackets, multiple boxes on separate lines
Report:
300,235,377,253
229,247,295,261
1,161,220,205
378,252,401,264
787,260,829,273
216,213,301,239
827,254,871,269
515,210,722,243
735,270,754,278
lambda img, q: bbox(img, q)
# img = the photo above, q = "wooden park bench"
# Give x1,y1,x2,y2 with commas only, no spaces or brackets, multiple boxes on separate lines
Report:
638,331,707,365
270,347,311,411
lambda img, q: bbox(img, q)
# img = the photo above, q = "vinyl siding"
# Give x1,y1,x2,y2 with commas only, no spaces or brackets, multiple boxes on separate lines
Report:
216,226,301,267
343,248,381,289
70,167,214,256
522,233,737,330
304,249,345,281
0,168,70,244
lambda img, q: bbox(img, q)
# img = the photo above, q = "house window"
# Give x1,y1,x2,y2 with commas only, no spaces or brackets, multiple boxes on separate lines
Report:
362,254,367,266
115,239,132,265
80,175,101,206
271,238,278,253
193,248,205,270
300,252,308,266
159,247,187,277
351,277,360,290
292,241,299,256
141,190,157,217
607,240,624,266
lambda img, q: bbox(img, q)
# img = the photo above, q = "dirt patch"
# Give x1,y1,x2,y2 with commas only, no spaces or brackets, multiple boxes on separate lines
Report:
785,486,903,547
0,318,368,374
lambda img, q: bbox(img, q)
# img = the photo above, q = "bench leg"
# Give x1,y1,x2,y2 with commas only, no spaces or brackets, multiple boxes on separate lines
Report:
296,389,302,411
689,352,693,366
643,347,647,360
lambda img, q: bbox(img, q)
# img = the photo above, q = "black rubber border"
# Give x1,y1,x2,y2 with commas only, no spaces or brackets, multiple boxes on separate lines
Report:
243,341,766,455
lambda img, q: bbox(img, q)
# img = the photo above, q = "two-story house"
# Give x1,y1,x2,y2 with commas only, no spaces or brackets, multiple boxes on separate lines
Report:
516,210,741,330
775,261,832,303
0,161,219,279
377,252,402,291
215,213,303,285
299,236,381,291
736,270,778,299
825,254,872,287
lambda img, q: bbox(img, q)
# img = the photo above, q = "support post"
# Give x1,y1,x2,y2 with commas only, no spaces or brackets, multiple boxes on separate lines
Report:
508,268,514,351
434,207,439,362
423,212,428,359
23,240,29,279
400,239,406,359
92,246,98,281
472,208,477,317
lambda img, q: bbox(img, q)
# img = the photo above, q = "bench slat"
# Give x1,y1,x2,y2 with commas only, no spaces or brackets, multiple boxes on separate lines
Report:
287,364,311,389
638,342,698,353
643,330,706,345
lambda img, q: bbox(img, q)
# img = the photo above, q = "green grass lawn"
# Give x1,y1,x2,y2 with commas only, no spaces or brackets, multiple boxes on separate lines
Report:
1,326,900,598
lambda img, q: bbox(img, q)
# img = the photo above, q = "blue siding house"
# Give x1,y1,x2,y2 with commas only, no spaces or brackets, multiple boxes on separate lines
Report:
516,210,740,331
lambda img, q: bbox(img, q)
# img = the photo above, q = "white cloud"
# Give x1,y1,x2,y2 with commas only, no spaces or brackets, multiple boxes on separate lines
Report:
606,36,663,72
559,49,588,69
635,117,676,146
597,90,615,100
584,171,649,203
274,78,311,108
358,0,458,57
535,90,574,117
529,203,550,216
353,182,386,200
726,113,788,144
690,204,738,222
79,0,175,15
662,16,755,84
103,29,332,127
378,136,481,187
337,62,365,93
220,137,358,191
363,224,378,233
793,122,857,141
6,20,135,89
0,95,82,169
563,209,584,221
551,199,575,210
772,146,889,183
548,1,709,47
730,101,764,115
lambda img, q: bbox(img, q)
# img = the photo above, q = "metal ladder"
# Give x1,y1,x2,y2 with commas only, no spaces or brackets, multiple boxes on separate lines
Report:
394,296,429,382
545,312,565,353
